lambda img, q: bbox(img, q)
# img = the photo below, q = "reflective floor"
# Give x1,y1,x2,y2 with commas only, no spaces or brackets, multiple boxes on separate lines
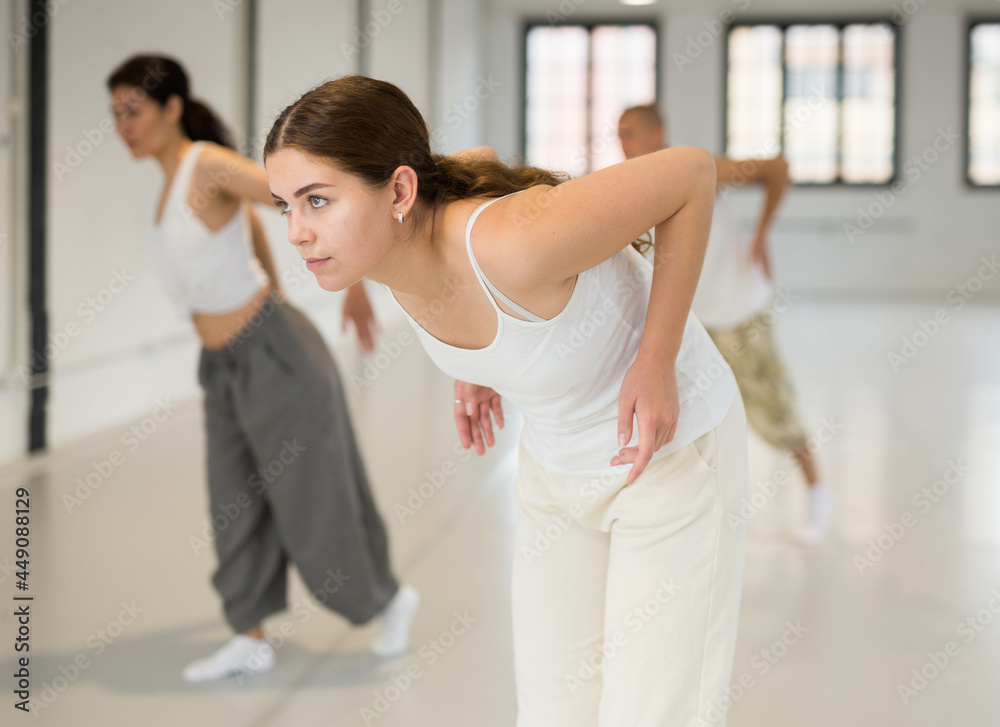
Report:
1,290,998,726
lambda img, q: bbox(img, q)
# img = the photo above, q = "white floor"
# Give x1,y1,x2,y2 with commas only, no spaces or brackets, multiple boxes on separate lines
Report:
1,294,998,726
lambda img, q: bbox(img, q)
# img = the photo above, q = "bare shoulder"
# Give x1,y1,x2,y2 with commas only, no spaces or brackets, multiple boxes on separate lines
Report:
455,186,569,291
192,141,272,207
195,142,244,176
450,187,554,250
469,185,556,246
475,185,571,286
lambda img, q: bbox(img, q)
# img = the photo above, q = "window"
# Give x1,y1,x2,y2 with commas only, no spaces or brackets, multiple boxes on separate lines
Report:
726,21,898,185
524,22,657,177
968,22,1000,186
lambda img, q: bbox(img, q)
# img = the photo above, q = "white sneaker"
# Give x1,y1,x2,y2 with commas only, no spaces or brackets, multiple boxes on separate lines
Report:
371,585,420,658
182,635,275,683
797,483,834,545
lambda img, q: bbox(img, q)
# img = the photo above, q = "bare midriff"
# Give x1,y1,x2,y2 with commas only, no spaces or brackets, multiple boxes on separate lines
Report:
191,284,277,351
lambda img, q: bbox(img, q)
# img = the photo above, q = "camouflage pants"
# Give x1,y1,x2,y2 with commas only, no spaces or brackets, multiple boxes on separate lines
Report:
707,310,807,452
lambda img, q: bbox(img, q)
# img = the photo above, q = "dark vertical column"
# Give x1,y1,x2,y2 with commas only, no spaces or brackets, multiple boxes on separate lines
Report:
358,0,370,75
836,26,844,182
244,0,258,157
28,0,49,453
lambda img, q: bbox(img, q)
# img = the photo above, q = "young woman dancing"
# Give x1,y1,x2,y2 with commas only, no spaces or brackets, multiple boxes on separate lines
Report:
107,56,418,682
263,75,748,726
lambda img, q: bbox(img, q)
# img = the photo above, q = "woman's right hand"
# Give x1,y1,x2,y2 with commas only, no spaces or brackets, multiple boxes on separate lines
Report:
454,380,504,455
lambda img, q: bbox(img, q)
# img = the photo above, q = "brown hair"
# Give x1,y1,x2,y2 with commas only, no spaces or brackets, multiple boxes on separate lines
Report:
263,75,565,209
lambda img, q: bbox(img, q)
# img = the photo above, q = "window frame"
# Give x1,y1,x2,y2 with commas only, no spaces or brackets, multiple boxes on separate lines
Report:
964,17,1000,189
722,17,902,188
519,17,661,175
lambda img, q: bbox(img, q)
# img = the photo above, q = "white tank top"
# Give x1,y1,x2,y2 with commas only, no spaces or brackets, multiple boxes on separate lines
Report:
689,192,774,329
148,141,268,315
384,194,738,477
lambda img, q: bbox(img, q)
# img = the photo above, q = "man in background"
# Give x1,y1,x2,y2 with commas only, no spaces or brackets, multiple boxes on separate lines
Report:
619,104,833,544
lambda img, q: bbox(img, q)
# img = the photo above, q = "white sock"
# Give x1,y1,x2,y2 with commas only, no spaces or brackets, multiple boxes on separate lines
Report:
371,585,420,658
798,483,834,545
182,634,275,683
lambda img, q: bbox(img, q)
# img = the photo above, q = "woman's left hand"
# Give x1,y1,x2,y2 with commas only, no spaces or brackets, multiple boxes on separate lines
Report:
612,354,680,485
454,380,505,455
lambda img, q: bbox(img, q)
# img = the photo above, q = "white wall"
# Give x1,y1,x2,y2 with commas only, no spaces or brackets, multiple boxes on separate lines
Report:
435,0,488,154
484,0,1000,298
370,0,432,113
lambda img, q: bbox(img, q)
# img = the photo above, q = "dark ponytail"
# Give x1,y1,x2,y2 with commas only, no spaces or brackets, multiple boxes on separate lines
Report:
179,98,233,149
264,75,565,207
106,54,233,149
423,153,567,205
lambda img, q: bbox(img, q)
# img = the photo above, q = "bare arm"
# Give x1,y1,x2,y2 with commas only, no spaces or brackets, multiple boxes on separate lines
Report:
715,155,789,240
614,154,717,481
200,143,275,207
342,282,378,352
246,205,283,296
715,155,790,278
483,146,716,285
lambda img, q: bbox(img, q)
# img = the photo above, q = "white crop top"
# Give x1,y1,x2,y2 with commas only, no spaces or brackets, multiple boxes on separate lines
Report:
148,141,269,315
385,194,739,478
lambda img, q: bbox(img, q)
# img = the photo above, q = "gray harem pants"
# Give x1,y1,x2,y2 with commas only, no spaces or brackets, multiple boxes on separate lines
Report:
198,298,398,634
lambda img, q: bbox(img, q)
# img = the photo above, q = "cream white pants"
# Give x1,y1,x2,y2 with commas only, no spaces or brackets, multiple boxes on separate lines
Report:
511,396,748,727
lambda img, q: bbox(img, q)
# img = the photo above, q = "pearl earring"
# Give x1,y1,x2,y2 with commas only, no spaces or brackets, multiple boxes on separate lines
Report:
397,212,404,224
